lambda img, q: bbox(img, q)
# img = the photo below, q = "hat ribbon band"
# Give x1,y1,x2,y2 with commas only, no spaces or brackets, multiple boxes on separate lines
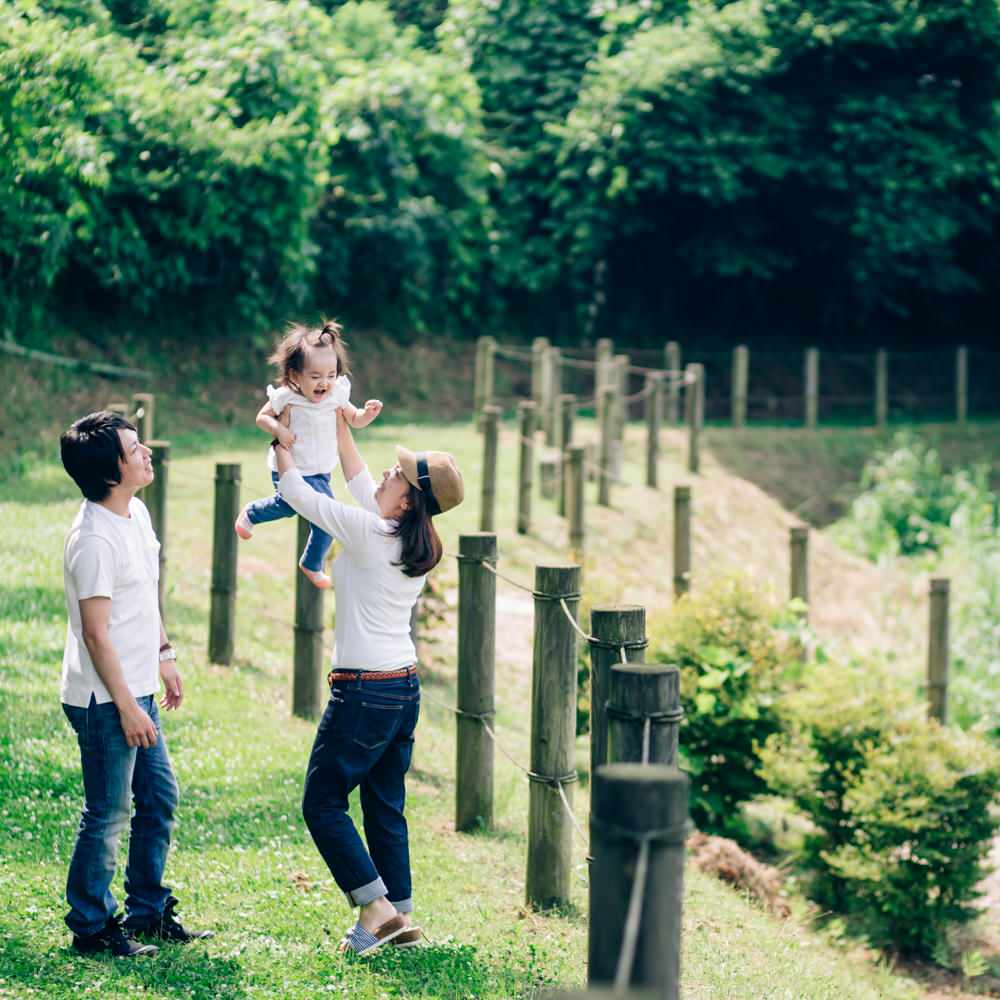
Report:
415,453,442,515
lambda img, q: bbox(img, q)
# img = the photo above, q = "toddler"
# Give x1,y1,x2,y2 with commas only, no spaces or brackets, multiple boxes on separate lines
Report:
235,320,382,588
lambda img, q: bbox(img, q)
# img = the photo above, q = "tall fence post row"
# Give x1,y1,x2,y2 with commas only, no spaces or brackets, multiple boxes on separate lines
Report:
665,341,681,425
547,345,563,448
607,662,683,767
612,354,628,479
480,405,500,532
731,345,748,429
532,337,551,439
517,401,536,535
685,364,704,475
927,577,950,723
596,338,614,428
673,485,691,599
598,385,616,508
292,516,326,719
566,445,586,561
956,346,968,426
456,533,497,831
804,348,819,429
588,763,689,999
474,336,496,430
147,440,170,618
558,393,576,518
527,564,581,910
875,348,888,430
209,463,241,665
589,606,647,786
644,373,662,489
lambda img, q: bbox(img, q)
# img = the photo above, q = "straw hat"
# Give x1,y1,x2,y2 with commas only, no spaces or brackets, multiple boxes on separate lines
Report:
396,446,464,515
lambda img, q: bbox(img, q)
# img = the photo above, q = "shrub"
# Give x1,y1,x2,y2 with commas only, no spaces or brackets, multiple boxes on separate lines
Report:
760,665,1000,956
649,577,802,840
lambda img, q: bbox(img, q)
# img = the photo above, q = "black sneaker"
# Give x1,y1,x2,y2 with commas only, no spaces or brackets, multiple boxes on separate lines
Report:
127,896,213,944
72,914,159,958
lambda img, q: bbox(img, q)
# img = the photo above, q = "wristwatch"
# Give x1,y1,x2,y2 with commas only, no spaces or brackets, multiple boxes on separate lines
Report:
159,643,177,662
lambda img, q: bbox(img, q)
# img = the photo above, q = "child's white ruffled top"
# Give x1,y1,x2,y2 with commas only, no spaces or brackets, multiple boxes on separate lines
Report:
266,377,351,476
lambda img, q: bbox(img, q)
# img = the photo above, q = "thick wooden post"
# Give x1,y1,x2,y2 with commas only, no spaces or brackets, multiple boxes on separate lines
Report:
928,578,950,723
665,341,681,425
684,364,703,474
527,564,581,910
293,517,326,719
517,401,536,535
146,440,169,617
546,346,562,447
598,385,616,507
532,336,551,427
644,373,661,489
588,764,688,998
209,463,240,665
790,525,809,616
480,405,500,532
804,348,819,429
539,454,559,499
608,663,682,766
566,445,585,561
456,533,497,831
107,401,128,418
875,349,888,430
589,606,646,783
132,392,155,442
596,338,614,428
557,393,576,517
673,485,691,598
956,346,968,425
612,354,628,478
731,345,748,429
474,336,496,429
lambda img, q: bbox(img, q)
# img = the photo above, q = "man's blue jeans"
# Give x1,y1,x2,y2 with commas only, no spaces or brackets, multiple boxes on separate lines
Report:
62,695,178,936
246,472,334,572
302,672,420,913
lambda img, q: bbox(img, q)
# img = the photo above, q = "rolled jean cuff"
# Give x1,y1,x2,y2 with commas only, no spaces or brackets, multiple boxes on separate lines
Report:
389,897,413,914
348,876,387,907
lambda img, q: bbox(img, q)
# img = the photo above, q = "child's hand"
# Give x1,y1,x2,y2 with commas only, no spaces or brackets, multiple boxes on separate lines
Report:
276,426,296,449
355,400,383,428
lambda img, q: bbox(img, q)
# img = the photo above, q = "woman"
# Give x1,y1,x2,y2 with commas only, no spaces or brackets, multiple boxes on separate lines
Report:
273,408,463,955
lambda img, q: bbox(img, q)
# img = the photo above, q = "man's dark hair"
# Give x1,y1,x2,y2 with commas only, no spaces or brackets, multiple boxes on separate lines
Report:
60,411,136,502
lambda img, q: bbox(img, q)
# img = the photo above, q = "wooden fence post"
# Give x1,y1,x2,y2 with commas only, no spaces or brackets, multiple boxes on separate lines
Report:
547,346,563,447
608,663,683,767
208,463,240,665
875,349,888,430
684,364,703,474
539,454,560,500
644,373,661,489
596,338,614,427
598,385,616,508
928,578,950,723
673,485,691,598
107,401,128,418
292,516,326,719
527,564,581,910
132,392,155,442
731,345,748,428
146,440,170,617
790,525,809,616
589,606,646,784
804,348,819,429
517,401,536,535
956,346,968,425
456,533,497,831
665,341,681,425
558,393,576,517
612,354,628,478
480,405,500,532
588,763,689,998
566,445,586,561
532,337,551,432
474,336,496,429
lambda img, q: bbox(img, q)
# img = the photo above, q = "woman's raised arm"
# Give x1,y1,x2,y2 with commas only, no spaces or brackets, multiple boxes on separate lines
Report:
336,409,365,482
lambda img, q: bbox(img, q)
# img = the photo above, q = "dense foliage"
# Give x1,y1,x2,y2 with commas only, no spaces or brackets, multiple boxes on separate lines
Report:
760,665,1000,956
6,0,1000,341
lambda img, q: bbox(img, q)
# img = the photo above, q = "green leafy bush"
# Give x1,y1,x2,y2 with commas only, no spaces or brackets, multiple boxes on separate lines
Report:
649,577,802,839
832,432,993,559
760,666,1000,956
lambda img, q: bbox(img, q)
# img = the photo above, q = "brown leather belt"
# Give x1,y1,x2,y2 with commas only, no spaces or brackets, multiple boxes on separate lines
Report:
328,665,417,685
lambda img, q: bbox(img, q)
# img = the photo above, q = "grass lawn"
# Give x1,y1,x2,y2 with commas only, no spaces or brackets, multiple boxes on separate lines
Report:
0,413,934,999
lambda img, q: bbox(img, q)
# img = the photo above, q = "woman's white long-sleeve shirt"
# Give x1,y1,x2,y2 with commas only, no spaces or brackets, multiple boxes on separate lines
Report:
278,465,425,671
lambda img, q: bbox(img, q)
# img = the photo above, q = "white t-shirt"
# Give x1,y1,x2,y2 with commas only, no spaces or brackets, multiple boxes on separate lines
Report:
61,498,161,708
278,466,425,671
265,378,351,476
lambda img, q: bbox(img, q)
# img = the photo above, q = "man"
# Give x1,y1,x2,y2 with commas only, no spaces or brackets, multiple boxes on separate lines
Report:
59,411,209,957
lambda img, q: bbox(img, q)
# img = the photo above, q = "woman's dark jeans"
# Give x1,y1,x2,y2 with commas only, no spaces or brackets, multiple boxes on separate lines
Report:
302,672,419,913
